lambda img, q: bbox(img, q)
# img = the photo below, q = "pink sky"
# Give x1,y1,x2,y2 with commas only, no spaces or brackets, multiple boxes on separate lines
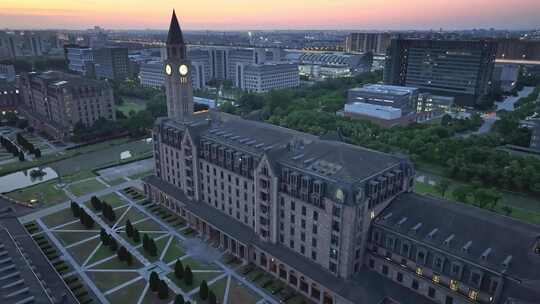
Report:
1,0,539,30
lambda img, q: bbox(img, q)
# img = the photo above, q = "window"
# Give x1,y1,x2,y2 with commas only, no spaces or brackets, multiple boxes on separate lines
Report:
312,224,318,234
312,238,317,247
432,273,440,284
311,251,317,261
412,279,419,290
450,279,459,291
302,206,306,216
382,265,389,275
489,278,500,294
416,267,423,276
401,242,410,257
433,255,444,272
416,248,427,265
329,262,337,273
313,211,318,221
397,272,403,282
470,271,482,287
369,259,375,269
445,296,454,304
428,287,436,298
450,262,462,278
468,289,478,301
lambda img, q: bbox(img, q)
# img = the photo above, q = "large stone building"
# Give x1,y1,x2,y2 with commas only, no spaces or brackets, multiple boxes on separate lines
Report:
18,71,115,140
383,39,497,107
143,11,540,304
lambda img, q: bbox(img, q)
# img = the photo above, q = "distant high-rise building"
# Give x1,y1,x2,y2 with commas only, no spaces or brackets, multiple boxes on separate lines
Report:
93,47,129,80
0,64,16,82
65,45,95,76
0,83,20,112
345,33,392,54
18,71,115,140
384,39,497,106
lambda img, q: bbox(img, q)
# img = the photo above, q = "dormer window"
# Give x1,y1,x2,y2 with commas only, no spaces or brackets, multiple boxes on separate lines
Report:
416,247,428,265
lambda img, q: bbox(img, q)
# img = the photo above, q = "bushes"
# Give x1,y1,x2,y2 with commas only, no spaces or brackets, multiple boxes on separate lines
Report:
149,271,169,300
142,234,158,257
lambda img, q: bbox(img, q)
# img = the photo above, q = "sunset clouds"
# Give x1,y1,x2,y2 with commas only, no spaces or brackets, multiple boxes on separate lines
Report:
1,0,539,30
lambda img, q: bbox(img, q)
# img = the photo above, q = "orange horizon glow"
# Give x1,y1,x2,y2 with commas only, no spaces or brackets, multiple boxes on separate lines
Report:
1,0,540,30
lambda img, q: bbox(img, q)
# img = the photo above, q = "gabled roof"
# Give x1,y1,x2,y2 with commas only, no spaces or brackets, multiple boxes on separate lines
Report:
166,9,185,45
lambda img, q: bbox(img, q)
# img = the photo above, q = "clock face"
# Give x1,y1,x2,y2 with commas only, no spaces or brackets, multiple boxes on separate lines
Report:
179,64,189,76
165,64,172,75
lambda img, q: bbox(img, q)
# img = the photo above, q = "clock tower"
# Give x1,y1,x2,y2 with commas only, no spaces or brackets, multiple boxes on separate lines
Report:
164,10,193,121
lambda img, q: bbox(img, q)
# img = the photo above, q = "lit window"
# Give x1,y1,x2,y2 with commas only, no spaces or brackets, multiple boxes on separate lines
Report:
468,289,478,300
370,210,375,219
450,280,459,291
432,274,440,284
416,267,423,276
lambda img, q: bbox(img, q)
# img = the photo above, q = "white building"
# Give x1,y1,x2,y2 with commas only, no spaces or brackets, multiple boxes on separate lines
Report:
241,62,299,93
139,61,165,88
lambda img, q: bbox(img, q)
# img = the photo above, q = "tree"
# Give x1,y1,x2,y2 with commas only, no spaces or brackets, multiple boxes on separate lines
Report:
199,280,208,300
70,201,80,217
149,271,159,292
435,179,451,198
100,228,109,245
174,259,184,279
452,186,469,203
473,188,502,210
173,294,185,304
117,246,128,261
143,234,150,251
91,196,102,211
34,148,41,158
133,228,141,243
184,266,193,286
109,237,118,251
126,219,133,237
158,279,169,299
501,206,513,216
126,251,133,265
18,150,25,161
148,237,158,257
208,290,217,304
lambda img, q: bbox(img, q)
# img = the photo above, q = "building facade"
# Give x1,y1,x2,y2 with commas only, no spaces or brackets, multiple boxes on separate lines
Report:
0,83,20,113
285,51,372,79
241,62,299,93
143,11,540,304
139,61,165,88
18,71,115,140
345,33,392,55
93,47,129,80
65,45,95,76
383,39,497,107
0,64,16,82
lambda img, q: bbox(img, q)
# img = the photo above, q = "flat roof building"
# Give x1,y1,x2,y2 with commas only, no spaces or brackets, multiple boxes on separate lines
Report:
93,47,129,80
384,39,497,107
241,62,299,93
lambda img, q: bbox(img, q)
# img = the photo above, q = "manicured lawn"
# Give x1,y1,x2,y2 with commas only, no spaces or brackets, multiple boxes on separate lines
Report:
41,207,76,228
87,270,141,292
140,283,174,304
90,254,143,270
132,218,164,232
193,276,227,304
162,239,187,263
6,179,68,205
106,278,147,304
67,237,101,265
118,101,146,117
68,178,108,197
115,207,148,229
100,192,126,207
99,205,129,226
228,278,261,304
54,231,99,247
181,256,220,270
167,271,221,294
86,243,117,266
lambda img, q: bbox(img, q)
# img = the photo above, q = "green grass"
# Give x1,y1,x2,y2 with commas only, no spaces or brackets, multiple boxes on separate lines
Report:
118,101,146,117
228,278,261,304
68,178,108,197
181,256,219,270
67,237,101,265
54,231,98,247
137,235,170,262
91,253,143,270
86,243,116,266
87,270,141,292
115,207,148,229
106,277,146,304
100,192,126,207
41,207,76,228
162,240,187,263
5,179,68,205
132,218,164,232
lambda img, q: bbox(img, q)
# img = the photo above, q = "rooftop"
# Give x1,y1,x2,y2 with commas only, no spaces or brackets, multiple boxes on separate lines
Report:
350,84,418,96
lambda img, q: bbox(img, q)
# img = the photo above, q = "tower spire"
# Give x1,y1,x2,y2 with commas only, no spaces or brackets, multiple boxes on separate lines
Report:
167,9,184,45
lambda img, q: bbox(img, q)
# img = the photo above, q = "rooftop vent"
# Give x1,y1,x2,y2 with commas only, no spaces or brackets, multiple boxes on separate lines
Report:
292,154,305,160
397,217,408,226
255,143,265,148
443,234,455,247
481,248,492,261
502,255,513,268
462,241,472,253
383,213,393,221
428,228,439,239
411,222,423,233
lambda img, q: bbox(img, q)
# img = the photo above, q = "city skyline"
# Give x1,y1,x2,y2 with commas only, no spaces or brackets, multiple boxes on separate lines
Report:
1,0,540,31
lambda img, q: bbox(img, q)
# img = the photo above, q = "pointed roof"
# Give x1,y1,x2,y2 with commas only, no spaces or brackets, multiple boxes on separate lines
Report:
167,9,184,45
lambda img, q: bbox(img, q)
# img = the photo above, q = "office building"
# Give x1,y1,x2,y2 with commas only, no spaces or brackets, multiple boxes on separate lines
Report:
492,64,519,92
18,71,115,140
241,62,299,93
65,45,95,76
0,31,21,59
0,83,20,113
139,61,165,88
416,93,454,115
143,12,540,304
93,47,130,80
345,32,392,54
384,39,497,106
343,84,418,126
496,39,540,61
0,64,16,82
